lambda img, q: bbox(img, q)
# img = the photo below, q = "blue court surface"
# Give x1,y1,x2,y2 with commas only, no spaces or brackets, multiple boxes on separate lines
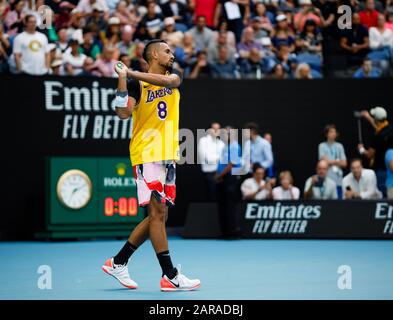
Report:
0,238,392,300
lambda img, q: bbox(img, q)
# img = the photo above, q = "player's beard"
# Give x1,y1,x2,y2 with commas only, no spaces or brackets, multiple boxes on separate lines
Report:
159,60,174,72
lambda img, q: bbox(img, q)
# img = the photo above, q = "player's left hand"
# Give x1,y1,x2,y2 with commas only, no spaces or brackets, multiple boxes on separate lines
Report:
114,61,128,77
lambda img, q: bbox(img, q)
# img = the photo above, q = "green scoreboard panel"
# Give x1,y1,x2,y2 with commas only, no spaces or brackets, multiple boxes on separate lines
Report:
39,157,144,239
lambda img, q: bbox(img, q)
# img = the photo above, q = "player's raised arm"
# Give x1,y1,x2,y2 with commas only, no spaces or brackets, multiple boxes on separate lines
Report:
114,62,135,119
126,69,182,88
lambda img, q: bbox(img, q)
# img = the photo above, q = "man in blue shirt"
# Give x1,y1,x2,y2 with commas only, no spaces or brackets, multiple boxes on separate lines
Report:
215,126,242,239
243,122,273,176
386,149,393,199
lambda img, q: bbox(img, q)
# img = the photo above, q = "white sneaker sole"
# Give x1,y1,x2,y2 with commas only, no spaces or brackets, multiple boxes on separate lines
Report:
102,266,138,289
161,283,201,292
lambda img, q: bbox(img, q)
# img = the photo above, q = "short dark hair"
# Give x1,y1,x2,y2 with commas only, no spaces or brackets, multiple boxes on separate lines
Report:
24,14,36,24
245,122,259,134
324,124,338,138
142,39,167,62
252,163,264,173
350,158,363,167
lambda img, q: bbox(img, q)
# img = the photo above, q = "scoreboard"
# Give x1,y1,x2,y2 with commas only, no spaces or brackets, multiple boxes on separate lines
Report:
41,157,145,239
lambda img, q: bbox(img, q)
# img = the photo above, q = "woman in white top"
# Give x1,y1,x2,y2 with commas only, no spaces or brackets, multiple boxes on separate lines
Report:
369,14,393,50
241,164,272,200
63,39,86,75
272,171,300,200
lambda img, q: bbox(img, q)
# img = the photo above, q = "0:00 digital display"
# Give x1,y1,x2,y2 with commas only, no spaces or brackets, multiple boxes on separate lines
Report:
104,197,138,216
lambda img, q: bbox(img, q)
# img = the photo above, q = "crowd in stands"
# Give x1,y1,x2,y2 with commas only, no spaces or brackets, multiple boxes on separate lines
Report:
1,0,393,78
198,106,393,203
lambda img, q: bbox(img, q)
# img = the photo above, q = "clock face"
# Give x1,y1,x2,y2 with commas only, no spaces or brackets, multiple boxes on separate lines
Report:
57,170,92,209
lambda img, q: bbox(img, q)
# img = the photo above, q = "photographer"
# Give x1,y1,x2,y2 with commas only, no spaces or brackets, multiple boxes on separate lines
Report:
304,159,338,199
342,158,382,199
358,107,393,197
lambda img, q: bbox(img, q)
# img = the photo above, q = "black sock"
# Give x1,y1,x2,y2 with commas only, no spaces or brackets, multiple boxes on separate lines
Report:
113,241,138,265
157,250,177,279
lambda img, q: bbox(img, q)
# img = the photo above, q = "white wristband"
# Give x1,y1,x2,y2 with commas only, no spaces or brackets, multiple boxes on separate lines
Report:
114,92,128,108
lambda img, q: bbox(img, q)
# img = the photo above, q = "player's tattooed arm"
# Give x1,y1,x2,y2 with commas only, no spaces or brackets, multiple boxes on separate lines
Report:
126,70,182,88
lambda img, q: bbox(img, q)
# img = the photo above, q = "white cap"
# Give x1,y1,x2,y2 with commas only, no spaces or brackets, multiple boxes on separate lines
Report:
370,107,387,121
299,0,312,4
276,14,287,22
92,2,105,12
261,37,271,46
108,17,121,25
51,59,63,68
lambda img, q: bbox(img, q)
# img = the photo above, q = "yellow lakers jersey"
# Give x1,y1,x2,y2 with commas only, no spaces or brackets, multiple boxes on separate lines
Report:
129,80,180,166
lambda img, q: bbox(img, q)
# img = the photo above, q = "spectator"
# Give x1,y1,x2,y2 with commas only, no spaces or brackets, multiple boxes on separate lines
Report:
160,0,189,27
163,17,184,47
359,0,379,29
239,47,264,79
271,15,296,52
197,121,225,201
117,25,136,58
4,0,26,37
386,149,393,199
263,132,276,181
55,27,69,56
211,46,237,78
0,23,11,73
13,15,50,75
207,30,236,64
340,12,370,67
250,16,269,42
215,20,237,50
296,18,323,56
75,0,109,19
243,122,274,175
104,17,122,47
294,62,313,79
216,0,249,42
267,63,289,79
293,0,322,32
342,158,382,199
112,0,138,27
318,124,347,199
54,1,74,30
353,57,381,78
369,14,393,49
130,42,148,72
187,50,212,78
272,171,301,200
304,159,338,199
188,15,214,50
175,32,197,68
78,56,95,76
358,107,393,197
385,7,393,31
252,3,274,35
119,53,131,68
190,0,220,28
237,27,263,59
140,1,165,39
67,11,84,44
63,39,87,76
313,0,337,37
92,45,117,77
241,164,272,200
85,3,107,34
215,126,242,239
80,27,101,60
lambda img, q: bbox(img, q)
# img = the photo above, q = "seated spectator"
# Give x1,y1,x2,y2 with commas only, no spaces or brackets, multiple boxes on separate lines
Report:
140,0,165,39
215,21,237,51
295,19,323,56
78,57,95,77
67,11,84,44
55,27,69,56
175,32,198,69
119,53,131,68
369,14,393,50
250,16,269,42
0,23,11,74
359,0,379,29
80,27,101,60
130,42,148,72
271,15,296,52
271,44,297,74
112,0,138,27
104,17,122,47
340,13,370,66
253,3,274,35
237,27,263,59
163,17,184,47
75,0,109,19
49,58,64,76
385,7,393,32
239,47,264,79
342,158,382,199
293,0,322,32
13,15,50,75
187,50,212,78
304,159,338,199
188,15,214,50
54,1,74,30
207,30,236,64
353,57,381,78
92,45,117,77
294,62,314,78
160,0,189,27
211,46,237,79
63,39,87,76
117,25,136,58
241,164,272,200
267,63,289,79
191,0,219,29
386,149,393,199
272,171,300,200
85,3,107,35
4,0,25,37
318,124,347,199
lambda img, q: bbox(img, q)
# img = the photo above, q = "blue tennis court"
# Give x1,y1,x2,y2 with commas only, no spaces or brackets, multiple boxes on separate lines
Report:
1,238,392,300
